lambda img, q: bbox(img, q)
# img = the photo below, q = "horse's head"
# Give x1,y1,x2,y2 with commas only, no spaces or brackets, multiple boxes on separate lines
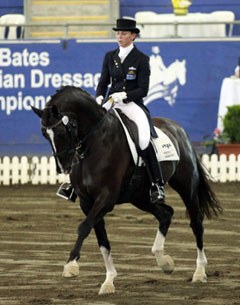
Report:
175,59,186,86
32,104,79,174
32,86,106,174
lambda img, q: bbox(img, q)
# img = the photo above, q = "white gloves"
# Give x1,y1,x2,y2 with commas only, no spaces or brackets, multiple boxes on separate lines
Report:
110,92,127,104
97,92,127,110
96,95,104,105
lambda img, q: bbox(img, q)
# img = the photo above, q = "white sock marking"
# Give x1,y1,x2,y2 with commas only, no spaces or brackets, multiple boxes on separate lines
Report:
152,230,165,254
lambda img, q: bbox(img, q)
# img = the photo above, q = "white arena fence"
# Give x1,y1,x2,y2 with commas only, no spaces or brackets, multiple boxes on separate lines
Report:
0,154,240,185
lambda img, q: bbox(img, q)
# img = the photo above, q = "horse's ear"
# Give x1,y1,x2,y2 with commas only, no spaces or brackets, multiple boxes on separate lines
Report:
31,106,43,118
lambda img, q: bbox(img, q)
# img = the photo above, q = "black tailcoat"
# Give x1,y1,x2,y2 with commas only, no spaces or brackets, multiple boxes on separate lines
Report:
96,45,157,137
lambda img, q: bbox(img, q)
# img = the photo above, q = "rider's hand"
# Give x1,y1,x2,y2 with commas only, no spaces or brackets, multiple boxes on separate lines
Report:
111,92,127,104
96,95,104,105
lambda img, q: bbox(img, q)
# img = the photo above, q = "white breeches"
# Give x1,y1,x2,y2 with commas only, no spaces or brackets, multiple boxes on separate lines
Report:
103,100,150,150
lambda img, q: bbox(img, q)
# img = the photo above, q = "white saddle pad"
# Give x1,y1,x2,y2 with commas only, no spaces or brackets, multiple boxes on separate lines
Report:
153,127,179,162
113,109,179,165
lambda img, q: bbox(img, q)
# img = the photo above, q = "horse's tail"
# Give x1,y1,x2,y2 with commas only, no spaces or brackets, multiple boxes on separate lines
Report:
196,154,223,219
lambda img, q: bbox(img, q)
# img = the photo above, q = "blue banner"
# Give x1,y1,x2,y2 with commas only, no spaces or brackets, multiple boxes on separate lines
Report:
0,39,239,156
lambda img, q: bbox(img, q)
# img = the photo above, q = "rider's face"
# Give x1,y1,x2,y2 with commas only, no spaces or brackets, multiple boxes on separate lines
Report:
115,31,136,48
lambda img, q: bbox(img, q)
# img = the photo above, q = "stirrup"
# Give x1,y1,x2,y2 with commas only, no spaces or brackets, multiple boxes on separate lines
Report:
56,183,77,202
150,183,165,204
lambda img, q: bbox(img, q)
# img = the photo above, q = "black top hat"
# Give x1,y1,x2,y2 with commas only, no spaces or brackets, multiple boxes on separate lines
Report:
112,18,140,34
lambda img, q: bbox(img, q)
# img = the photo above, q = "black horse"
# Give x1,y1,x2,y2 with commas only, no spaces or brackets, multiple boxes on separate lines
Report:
32,86,222,295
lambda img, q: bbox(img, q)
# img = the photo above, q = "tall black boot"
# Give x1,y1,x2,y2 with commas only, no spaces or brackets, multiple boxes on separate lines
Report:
56,182,77,202
140,141,165,204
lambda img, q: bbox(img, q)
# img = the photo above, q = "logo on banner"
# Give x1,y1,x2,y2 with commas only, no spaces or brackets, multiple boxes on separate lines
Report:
0,47,100,115
144,46,186,106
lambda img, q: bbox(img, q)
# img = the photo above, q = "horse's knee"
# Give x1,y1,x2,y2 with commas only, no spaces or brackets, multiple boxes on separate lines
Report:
78,219,91,236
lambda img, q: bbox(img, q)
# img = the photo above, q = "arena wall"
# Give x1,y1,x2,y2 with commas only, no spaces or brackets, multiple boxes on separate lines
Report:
0,39,239,156
0,0,23,15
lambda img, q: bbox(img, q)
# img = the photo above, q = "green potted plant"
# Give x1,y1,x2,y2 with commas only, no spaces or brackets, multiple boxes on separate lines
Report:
217,104,240,156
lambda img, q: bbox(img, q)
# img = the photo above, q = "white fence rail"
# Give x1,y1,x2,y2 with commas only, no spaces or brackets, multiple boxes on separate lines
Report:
0,156,68,186
0,154,240,185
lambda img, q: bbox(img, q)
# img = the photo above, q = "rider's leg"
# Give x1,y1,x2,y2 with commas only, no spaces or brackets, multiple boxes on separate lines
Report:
115,102,164,203
140,141,165,203
114,102,150,150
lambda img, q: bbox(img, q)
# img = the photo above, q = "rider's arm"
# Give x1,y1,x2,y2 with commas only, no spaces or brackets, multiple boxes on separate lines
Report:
96,52,111,99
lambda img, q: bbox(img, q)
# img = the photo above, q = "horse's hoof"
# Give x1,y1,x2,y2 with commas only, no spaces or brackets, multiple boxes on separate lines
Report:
192,271,207,283
98,283,115,295
155,253,174,274
62,260,79,278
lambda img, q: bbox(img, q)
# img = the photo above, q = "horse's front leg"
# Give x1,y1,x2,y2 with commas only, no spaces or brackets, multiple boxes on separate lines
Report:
151,203,175,273
62,197,114,279
94,219,117,295
99,246,117,295
189,209,208,283
62,217,91,277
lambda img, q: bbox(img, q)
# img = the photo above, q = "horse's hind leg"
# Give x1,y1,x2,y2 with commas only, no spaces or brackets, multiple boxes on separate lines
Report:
151,203,175,273
133,201,175,274
94,219,117,295
187,198,208,283
173,180,208,283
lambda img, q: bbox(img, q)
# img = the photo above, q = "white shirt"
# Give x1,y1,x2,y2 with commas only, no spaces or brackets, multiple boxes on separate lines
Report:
118,44,134,63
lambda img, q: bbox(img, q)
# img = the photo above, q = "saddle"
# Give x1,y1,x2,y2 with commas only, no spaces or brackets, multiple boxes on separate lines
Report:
113,108,179,165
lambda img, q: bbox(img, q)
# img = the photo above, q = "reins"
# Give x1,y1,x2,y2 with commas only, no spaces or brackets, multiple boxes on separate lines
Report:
74,112,110,160
41,107,109,162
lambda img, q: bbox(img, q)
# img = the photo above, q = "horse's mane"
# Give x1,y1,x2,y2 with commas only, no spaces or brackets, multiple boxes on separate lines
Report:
46,86,95,106
44,86,105,124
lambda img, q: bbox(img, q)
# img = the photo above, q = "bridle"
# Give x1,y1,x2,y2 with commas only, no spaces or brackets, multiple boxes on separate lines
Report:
41,109,109,170
41,114,81,159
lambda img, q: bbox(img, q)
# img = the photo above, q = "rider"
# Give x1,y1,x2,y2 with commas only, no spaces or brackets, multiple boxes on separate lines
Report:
57,18,165,204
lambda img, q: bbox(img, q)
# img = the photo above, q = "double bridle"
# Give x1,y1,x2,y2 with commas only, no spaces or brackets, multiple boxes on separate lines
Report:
41,108,109,167
41,115,84,159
